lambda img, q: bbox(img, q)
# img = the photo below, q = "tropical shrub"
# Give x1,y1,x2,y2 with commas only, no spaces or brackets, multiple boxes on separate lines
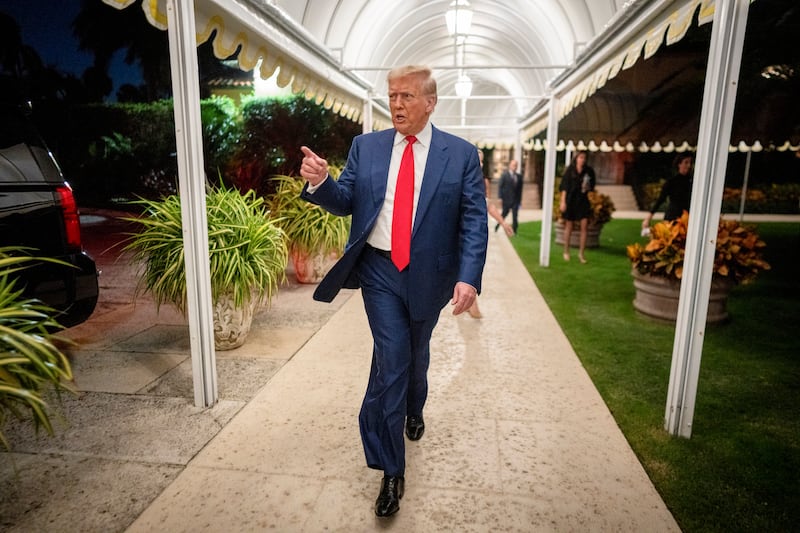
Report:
586,190,616,225
228,95,359,196
67,98,242,205
626,211,771,284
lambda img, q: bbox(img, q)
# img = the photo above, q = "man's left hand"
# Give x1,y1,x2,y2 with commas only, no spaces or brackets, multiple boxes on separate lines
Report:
451,282,478,315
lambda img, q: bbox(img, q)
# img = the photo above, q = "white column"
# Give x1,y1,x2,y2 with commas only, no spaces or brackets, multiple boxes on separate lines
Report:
166,0,218,408
665,0,749,437
539,94,558,267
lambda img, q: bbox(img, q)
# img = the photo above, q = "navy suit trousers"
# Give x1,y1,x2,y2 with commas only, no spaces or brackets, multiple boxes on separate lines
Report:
357,246,439,477
501,203,520,233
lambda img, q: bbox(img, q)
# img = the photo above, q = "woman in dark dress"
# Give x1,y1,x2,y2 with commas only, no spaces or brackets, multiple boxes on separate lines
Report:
559,150,595,263
642,153,693,229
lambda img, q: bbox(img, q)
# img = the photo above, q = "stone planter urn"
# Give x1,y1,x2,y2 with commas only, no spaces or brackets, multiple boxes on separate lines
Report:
631,270,734,324
213,292,258,350
290,248,339,284
554,220,603,248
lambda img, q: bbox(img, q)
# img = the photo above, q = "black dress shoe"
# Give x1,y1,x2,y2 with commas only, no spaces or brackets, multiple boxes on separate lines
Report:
405,415,425,441
375,475,404,517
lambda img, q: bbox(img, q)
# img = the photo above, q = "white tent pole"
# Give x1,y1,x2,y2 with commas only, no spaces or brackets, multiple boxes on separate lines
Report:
363,92,373,134
539,94,558,267
166,0,218,408
738,150,752,221
664,0,749,438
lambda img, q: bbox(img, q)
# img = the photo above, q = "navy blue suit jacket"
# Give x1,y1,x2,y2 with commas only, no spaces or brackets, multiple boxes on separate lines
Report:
498,170,523,209
301,126,488,320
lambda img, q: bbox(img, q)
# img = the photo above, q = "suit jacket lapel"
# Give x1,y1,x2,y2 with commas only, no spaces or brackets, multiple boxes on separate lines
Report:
370,130,394,210
413,126,447,237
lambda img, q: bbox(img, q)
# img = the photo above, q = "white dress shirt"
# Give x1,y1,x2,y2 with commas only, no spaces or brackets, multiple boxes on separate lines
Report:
367,122,432,251
306,122,433,252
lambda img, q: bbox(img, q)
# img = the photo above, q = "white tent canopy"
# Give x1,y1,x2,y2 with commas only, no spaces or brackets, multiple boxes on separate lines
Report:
107,0,637,147
522,0,720,139
105,0,380,122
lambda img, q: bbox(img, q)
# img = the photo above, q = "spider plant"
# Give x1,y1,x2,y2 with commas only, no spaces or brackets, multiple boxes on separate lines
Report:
0,247,74,450
123,184,288,313
267,173,350,257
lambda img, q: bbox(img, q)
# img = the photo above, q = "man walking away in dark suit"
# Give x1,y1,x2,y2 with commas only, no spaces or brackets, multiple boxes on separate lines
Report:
299,65,488,518
496,159,523,234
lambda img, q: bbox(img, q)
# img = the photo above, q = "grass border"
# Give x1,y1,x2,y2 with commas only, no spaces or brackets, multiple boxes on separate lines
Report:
511,219,800,532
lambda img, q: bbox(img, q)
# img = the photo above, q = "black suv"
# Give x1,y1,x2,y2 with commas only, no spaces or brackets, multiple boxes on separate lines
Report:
0,100,99,327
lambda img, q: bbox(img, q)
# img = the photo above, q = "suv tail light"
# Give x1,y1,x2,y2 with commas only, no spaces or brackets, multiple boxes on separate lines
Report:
56,184,82,249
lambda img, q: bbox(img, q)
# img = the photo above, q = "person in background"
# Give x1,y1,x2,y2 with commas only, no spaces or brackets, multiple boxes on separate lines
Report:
642,153,694,229
559,150,595,264
496,159,523,235
299,65,488,518
469,149,512,319
480,151,513,238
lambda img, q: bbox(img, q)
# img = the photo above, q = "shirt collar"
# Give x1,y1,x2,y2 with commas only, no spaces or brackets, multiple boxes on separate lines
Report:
394,121,432,148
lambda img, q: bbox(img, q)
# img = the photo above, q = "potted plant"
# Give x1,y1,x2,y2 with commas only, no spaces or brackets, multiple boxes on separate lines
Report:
0,248,75,449
267,172,350,284
554,190,616,248
626,212,771,322
123,184,288,350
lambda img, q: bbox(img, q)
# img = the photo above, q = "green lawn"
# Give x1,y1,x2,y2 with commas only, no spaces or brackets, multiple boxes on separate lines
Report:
511,219,799,533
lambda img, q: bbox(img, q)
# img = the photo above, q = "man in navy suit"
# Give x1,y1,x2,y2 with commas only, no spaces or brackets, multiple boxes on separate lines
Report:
300,65,487,517
497,159,523,234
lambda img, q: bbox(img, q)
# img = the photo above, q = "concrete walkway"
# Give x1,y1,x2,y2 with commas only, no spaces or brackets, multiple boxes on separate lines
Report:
1,209,679,532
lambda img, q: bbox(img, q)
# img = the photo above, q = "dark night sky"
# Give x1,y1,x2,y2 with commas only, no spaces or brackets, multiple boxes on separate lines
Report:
1,0,143,99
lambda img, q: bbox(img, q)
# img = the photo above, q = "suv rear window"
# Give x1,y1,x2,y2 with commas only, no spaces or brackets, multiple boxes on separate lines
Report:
0,102,57,185
0,102,45,148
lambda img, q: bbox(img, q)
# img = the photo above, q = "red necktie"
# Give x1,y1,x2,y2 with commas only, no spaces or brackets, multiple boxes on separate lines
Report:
391,135,416,271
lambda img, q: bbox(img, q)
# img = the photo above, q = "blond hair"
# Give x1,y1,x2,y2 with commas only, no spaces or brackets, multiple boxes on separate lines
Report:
387,65,438,97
